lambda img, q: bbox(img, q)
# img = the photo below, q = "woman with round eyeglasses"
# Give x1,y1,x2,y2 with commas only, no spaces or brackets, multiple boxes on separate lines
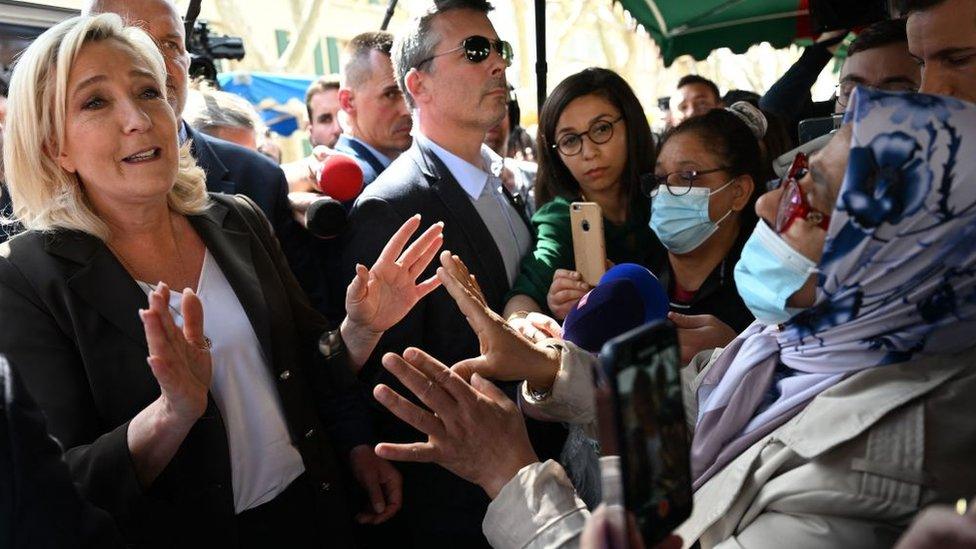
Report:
503,68,665,322
370,87,976,549
646,104,766,359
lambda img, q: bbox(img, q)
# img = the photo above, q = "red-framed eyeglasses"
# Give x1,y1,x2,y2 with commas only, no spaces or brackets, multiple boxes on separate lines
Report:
775,153,831,234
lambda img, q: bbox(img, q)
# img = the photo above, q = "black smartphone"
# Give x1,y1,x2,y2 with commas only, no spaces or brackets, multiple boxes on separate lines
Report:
599,320,693,546
797,113,844,145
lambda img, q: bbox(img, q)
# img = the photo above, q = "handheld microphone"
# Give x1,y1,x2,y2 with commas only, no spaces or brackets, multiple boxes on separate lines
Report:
598,264,670,323
562,264,670,352
317,154,364,203
304,197,348,239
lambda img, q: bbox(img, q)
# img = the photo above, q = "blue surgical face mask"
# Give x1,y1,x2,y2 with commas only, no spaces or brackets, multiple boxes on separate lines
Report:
733,220,817,325
649,179,735,254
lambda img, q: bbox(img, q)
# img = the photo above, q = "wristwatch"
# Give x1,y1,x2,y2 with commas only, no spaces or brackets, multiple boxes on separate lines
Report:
526,384,552,402
525,342,564,402
318,328,347,359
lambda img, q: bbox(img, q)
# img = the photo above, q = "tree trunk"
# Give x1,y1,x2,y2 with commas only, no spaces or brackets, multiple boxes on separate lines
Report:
274,0,327,72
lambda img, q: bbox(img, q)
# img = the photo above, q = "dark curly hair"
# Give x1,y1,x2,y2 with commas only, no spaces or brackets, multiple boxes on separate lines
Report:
659,108,762,227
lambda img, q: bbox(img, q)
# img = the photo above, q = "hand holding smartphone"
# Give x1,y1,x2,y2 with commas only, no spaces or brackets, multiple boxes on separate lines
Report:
599,321,693,547
570,202,608,286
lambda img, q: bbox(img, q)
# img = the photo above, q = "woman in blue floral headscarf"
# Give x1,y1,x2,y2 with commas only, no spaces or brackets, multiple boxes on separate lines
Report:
354,87,976,549
676,87,976,546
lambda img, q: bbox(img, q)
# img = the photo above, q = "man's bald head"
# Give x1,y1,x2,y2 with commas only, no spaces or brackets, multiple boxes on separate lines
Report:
84,0,191,118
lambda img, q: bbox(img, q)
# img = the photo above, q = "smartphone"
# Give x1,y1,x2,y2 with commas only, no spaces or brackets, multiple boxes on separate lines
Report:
797,113,844,145
570,202,607,286
599,320,693,547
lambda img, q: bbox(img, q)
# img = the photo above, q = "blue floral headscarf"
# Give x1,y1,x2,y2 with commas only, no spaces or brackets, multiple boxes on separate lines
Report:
691,88,976,489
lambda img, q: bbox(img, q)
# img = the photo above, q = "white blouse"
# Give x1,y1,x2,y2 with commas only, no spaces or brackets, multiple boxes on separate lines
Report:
138,249,305,513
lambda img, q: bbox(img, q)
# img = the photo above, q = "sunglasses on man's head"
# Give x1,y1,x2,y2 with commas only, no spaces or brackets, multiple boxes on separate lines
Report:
415,35,514,69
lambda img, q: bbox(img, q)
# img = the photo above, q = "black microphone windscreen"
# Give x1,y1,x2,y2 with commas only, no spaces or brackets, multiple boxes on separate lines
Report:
305,197,347,239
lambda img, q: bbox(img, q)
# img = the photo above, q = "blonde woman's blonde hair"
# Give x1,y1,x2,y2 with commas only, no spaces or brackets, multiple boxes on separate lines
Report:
2,13,208,241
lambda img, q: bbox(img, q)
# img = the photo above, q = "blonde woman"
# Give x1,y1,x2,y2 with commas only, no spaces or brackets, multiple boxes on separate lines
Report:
0,14,443,547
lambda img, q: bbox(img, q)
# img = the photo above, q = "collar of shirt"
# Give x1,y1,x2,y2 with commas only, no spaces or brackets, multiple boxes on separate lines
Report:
346,135,393,168
416,131,504,200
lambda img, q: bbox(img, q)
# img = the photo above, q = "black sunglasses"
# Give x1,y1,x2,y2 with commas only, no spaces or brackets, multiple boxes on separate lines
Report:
415,35,514,69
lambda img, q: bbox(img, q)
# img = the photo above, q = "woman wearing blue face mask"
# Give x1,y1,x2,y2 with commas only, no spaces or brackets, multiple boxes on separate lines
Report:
649,103,764,337
677,87,976,547
503,68,666,321
362,88,976,549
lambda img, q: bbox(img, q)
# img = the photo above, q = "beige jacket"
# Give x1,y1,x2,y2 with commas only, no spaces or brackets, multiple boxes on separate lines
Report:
484,344,976,549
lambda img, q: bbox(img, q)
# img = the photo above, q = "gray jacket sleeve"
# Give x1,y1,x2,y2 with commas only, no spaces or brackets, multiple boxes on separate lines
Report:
519,341,598,424
482,459,590,549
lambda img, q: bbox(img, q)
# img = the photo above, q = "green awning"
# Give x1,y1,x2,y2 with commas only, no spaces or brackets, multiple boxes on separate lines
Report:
616,0,814,65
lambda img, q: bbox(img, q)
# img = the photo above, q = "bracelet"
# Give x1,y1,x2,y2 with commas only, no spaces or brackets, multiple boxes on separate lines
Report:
526,384,552,402
507,310,531,322
525,342,564,401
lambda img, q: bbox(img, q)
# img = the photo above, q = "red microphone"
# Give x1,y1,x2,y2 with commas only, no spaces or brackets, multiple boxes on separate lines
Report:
317,154,364,202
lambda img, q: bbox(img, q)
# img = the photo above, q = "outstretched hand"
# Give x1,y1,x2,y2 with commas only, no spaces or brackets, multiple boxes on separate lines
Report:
437,252,560,390
139,283,212,424
344,214,443,332
373,348,538,499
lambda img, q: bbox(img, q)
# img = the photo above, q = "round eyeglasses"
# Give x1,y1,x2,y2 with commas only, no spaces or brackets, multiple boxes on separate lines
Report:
643,167,732,197
415,35,514,69
551,116,623,156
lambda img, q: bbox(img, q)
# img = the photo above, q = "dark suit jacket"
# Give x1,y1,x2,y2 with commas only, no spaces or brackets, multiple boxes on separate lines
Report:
759,44,835,142
0,194,361,547
188,125,328,314
342,138,564,547
0,355,122,549
334,134,387,187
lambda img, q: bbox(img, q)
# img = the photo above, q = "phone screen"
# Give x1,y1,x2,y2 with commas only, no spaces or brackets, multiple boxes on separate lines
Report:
603,322,692,545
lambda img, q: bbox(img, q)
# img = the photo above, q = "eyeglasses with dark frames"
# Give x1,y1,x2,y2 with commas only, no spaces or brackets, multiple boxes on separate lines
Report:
644,166,733,197
414,35,514,69
551,116,624,156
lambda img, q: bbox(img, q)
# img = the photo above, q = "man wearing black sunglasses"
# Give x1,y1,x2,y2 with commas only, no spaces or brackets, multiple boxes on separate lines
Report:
340,1,566,547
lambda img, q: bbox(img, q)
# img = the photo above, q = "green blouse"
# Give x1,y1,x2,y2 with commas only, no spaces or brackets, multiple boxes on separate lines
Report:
508,196,662,310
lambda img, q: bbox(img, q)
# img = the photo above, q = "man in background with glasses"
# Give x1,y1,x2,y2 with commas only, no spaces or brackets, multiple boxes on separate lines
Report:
761,18,920,138
339,1,564,547
833,19,920,112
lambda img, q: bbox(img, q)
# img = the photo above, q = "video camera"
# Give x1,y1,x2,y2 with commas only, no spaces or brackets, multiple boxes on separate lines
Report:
186,20,245,83
809,0,896,33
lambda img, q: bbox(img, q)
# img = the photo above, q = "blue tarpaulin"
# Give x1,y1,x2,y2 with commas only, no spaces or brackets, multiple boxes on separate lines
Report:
217,71,316,136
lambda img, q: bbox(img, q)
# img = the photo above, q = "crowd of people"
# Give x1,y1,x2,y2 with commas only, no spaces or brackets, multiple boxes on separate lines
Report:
0,0,974,547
